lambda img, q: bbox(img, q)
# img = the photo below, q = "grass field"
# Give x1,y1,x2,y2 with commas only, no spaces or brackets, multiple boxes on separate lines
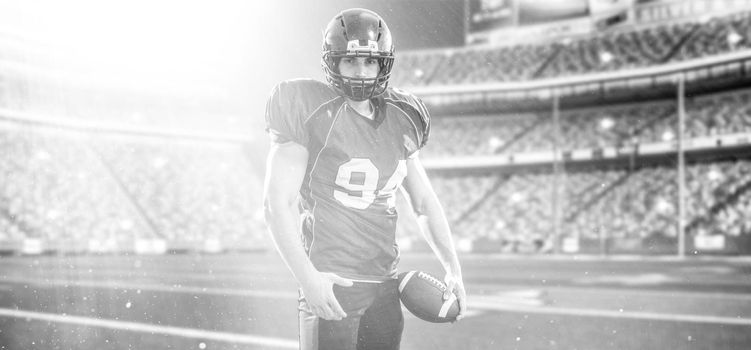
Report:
1,252,750,349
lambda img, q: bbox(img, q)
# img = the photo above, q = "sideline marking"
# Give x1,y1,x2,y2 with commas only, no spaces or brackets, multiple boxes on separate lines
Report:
3,276,750,326
468,282,751,301
0,308,298,349
470,296,751,326
0,275,298,299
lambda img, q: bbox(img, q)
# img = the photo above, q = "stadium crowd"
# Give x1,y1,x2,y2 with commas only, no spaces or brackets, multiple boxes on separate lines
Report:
0,127,147,245
0,126,264,252
392,11,751,85
424,87,751,157
95,136,264,246
423,160,751,254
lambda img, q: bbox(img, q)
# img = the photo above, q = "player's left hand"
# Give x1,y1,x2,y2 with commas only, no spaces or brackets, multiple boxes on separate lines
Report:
443,272,467,322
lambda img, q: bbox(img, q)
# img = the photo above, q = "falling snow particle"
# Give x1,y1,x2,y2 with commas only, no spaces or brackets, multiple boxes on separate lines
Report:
516,337,521,342
199,342,207,349
688,336,692,342
126,302,132,308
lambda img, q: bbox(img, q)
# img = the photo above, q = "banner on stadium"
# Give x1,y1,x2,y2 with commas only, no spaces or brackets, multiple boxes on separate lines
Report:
467,0,516,34
518,0,590,25
467,0,636,44
589,0,633,15
635,0,751,24
589,0,634,28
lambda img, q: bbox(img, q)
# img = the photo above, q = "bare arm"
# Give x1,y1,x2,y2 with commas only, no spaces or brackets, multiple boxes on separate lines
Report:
402,155,467,320
262,140,351,320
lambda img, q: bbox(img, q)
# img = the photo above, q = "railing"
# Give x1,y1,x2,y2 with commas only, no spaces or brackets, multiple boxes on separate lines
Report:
408,49,751,108
421,132,751,172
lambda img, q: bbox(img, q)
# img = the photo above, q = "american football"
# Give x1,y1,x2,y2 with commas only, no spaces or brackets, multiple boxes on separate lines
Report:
398,270,460,323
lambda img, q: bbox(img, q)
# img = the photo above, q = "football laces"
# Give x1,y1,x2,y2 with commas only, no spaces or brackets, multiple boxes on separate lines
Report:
418,272,447,292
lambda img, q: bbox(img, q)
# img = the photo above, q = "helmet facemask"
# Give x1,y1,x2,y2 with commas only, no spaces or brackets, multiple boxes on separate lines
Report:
321,9,395,101
322,51,394,101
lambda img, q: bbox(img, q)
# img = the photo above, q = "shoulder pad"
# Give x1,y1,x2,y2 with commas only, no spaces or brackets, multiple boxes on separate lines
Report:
265,79,339,145
381,87,431,148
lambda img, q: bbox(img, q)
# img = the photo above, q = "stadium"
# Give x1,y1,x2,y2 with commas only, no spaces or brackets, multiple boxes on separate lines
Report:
1,0,751,349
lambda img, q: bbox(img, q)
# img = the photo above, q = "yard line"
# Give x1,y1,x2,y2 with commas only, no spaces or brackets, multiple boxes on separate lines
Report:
8,267,751,303
468,282,751,301
0,308,298,349
0,275,299,299
470,297,751,326
0,257,285,274
0,267,296,284
4,275,750,326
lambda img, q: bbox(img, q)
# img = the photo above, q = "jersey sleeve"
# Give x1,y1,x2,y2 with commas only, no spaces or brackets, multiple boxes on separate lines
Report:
264,82,309,146
382,88,432,158
412,96,431,149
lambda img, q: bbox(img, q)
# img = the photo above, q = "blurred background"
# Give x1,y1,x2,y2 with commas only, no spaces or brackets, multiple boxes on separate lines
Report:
1,0,751,349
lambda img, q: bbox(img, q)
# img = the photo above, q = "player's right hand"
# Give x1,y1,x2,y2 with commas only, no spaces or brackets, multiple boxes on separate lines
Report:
302,271,353,321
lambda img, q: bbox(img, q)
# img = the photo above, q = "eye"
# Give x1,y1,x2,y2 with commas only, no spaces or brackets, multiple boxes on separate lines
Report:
366,58,379,65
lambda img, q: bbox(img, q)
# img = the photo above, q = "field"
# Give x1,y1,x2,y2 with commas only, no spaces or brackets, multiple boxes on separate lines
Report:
1,252,750,350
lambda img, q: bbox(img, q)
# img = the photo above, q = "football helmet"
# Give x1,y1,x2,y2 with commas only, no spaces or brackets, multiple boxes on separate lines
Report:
322,8,395,101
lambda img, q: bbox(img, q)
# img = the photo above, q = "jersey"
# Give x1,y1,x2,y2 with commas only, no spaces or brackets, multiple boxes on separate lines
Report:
265,79,430,281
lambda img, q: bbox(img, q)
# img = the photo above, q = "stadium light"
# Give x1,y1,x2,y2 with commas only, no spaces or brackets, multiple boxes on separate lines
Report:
34,2,237,72
655,197,674,214
35,150,51,161
727,31,743,47
661,130,675,141
119,219,135,230
46,210,61,220
599,51,614,64
494,220,506,230
707,168,723,181
510,192,525,203
151,157,168,169
488,136,504,149
0,0,255,99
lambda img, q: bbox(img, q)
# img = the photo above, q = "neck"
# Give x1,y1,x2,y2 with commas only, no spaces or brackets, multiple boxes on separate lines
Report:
346,98,374,119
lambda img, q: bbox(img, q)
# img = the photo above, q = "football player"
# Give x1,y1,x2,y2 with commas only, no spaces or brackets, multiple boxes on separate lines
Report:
263,8,466,350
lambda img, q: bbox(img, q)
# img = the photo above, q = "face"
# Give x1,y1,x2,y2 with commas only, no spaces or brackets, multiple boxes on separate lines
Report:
338,56,380,79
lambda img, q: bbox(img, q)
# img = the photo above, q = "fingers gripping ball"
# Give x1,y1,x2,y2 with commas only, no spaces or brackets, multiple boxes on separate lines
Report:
397,271,459,323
